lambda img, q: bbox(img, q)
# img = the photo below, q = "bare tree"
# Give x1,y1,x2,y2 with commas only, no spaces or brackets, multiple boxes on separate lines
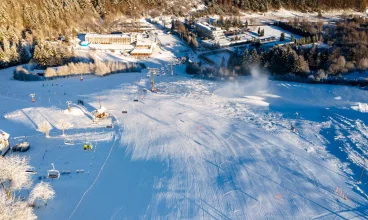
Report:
0,155,55,219
0,156,33,199
29,182,55,206
0,191,36,220
37,121,52,138
57,120,73,136
44,68,57,78
358,58,368,70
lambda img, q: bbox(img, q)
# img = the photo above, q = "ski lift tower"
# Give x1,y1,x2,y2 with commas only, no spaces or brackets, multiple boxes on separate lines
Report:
30,93,35,103
66,101,72,112
147,68,158,92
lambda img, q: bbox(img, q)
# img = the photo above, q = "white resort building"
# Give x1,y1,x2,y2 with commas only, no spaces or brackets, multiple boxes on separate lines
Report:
130,40,156,58
194,21,226,41
85,33,143,45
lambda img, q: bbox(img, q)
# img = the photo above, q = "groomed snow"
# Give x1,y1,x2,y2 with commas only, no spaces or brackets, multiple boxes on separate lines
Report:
1,53,368,219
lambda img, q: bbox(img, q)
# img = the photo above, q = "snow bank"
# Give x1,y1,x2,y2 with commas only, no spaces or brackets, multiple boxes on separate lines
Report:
351,102,368,113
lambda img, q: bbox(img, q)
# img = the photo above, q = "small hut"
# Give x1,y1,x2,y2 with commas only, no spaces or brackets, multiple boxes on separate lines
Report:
92,106,109,119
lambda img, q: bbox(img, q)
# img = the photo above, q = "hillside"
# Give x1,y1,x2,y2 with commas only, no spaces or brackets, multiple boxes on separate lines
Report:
205,0,367,12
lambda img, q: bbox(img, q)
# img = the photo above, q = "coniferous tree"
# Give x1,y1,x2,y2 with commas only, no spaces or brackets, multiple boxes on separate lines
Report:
280,32,285,41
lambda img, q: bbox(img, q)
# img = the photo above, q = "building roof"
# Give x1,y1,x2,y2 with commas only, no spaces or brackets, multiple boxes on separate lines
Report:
136,40,153,46
130,48,153,54
0,130,9,140
96,106,107,114
80,41,90,46
195,21,221,32
85,33,131,38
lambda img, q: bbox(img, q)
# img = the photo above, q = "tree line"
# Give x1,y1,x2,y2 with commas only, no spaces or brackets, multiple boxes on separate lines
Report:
203,0,367,13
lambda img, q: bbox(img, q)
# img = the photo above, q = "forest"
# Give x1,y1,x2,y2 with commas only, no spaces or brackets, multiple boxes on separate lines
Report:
203,0,367,12
0,0,367,69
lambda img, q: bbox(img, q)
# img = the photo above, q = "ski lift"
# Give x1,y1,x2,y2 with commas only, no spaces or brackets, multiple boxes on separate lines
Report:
83,142,93,151
25,167,37,174
122,110,128,114
64,138,74,145
134,99,139,102
47,163,60,179
106,124,113,128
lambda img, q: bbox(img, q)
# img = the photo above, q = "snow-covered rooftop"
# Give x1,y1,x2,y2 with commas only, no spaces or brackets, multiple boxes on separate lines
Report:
85,33,131,38
0,130,9,140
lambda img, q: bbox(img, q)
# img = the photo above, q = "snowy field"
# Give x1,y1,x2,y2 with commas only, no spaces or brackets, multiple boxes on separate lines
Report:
203,52,231,68
157,34,189,54
1,56,368,219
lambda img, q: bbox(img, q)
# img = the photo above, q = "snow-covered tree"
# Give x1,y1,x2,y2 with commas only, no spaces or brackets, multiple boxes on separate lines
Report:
280,32,285,41
0,155,33,199
45,67,57,78
29,182,55,206
57,119,73,136
0,191,36,220
37,121,52,138
0,155,55,219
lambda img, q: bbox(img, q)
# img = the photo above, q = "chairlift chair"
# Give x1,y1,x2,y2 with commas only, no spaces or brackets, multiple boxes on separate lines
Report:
83,142,93,151
64,138,75,145
25,167,37,174
47,163,60,179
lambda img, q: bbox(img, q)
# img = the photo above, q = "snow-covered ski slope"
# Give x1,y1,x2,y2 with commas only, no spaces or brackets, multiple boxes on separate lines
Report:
1,63,368,219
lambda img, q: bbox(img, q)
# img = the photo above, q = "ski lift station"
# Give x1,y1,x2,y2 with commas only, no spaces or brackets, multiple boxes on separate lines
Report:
92,106,109,119
0,130,10,156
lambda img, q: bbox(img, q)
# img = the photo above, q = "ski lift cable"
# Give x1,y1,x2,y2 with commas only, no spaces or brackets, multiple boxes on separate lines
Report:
69,110,120,219
68,127,119,220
